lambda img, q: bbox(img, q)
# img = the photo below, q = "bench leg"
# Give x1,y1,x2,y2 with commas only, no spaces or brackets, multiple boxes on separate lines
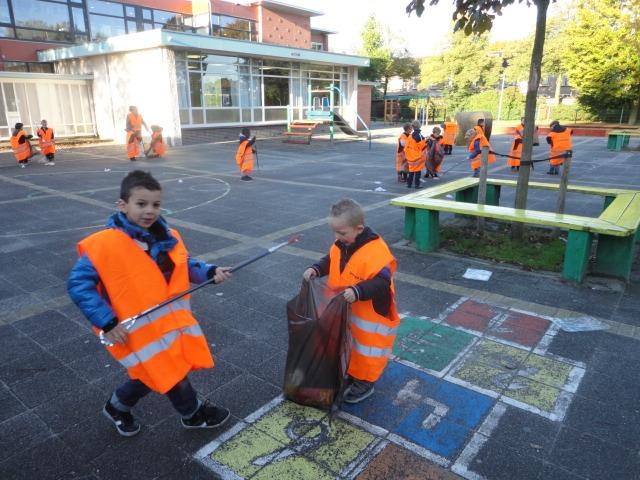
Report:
455,186,479,204
486,185,501,206
593,234,635,281
415,209,439,252
403,207,416,241
562,230,592,283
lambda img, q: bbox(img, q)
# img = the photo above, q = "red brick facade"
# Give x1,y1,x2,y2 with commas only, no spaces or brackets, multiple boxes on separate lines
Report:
357,84,373,127
257,7,311,49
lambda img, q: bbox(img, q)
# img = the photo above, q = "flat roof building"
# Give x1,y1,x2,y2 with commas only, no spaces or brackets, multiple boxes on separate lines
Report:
0,0,369,144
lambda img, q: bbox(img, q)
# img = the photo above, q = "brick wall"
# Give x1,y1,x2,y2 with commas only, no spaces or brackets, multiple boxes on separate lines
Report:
311,33,327,50
0,39,67,62
357,84,372,127
258,7,311,49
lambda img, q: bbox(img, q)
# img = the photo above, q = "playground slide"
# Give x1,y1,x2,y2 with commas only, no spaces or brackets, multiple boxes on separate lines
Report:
332,112,363,136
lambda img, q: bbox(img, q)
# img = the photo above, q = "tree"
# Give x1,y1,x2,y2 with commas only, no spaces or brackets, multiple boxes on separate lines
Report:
564,0,640,124
419,31,501,112
407,0,554,239
358,15,420,96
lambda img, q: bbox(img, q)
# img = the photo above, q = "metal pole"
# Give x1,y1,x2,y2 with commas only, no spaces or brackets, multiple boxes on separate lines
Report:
497,71,506,121
329,83,335,143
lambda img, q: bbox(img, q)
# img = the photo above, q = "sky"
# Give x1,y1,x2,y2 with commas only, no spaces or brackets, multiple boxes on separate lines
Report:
292,0,552,57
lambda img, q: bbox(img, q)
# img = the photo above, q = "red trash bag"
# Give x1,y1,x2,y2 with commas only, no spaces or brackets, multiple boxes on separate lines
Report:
283,277,351,409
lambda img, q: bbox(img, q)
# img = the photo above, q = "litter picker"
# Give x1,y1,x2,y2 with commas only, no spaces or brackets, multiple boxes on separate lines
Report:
100,234,303,346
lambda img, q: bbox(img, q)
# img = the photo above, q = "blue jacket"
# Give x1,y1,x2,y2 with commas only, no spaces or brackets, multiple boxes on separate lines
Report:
67,212,216,330
468,138,482,160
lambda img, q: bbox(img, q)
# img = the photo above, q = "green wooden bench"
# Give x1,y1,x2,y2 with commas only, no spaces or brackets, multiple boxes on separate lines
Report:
607,130,640,151
391,178,640,283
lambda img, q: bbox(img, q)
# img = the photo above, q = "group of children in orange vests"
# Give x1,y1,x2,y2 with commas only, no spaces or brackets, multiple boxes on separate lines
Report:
9,120,57,168
395,120,452,189
125,106,166,162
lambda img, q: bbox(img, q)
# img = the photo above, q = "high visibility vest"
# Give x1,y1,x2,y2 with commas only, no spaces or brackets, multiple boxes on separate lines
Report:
37,127,55,155
127,112,143,132
442,122,458,146
548,128,572,166
396,132,409,172
127,131,140,159
10,130,30,161
404,133,426,172
327,238,399,382
235,140,254,175
508,132,522,167
151,131,166,156
77,228,214,393
468,133,496,170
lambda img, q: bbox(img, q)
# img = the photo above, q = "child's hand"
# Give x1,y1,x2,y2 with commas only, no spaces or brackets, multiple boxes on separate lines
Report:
303,268,317,281
104,323,129,345
343,288,357,303
214,267,232,284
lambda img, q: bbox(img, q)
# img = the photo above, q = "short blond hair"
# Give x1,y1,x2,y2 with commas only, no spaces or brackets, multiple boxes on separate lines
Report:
330,198,365,226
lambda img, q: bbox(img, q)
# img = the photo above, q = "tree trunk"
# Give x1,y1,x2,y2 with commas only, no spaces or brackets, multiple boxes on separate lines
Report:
513,0,550,240
477,146,490,235
554,74,562,105
383,76,389,98
629,95,639,125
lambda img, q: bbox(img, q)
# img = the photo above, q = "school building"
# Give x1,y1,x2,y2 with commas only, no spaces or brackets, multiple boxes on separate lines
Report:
0,0,370,144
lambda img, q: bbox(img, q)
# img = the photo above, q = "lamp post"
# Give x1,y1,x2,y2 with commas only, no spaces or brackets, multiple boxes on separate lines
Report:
497,58,509,121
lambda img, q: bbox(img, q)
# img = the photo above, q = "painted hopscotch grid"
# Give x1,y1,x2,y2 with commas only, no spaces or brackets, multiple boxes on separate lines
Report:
195,393,463,479
395,299,586,422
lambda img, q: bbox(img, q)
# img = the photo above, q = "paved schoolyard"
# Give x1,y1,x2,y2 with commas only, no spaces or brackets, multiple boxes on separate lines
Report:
0,128,639,479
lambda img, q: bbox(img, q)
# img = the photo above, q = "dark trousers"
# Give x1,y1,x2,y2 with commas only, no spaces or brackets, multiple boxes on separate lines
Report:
46,153,54,160
111,376,199,418
407,171,421,188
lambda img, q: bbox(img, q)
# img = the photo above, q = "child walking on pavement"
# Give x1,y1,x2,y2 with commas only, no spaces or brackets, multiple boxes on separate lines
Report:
395,123,411,183
425,126,444,179
405,120,426,189
303,199,400,404
236,127,256,181
68,170,232,437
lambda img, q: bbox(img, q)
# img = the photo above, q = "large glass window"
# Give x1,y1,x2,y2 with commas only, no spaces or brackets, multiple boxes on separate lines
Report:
13,0,70,31
211,14,256,41
0,0,11,24
264,77,288,107
90,14,125,40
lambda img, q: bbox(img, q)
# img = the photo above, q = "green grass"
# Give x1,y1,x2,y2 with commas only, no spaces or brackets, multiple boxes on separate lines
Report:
440,224,565,272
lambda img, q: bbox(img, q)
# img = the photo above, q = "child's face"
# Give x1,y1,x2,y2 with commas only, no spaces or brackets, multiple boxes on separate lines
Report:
329,215,364,245
118,187,162,229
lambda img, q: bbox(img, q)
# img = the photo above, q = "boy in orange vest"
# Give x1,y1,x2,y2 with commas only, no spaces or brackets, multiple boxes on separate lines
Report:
236,127,256,181
10,122,38,168
37,119,56,166
126,130,142,161
68,170,232,437
302,198,399,404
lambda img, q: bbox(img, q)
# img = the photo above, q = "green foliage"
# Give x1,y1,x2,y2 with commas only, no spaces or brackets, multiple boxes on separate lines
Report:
564,0,640,118
358,14,419,94
461,87,526,120
440,224,566,272
545,104,596,122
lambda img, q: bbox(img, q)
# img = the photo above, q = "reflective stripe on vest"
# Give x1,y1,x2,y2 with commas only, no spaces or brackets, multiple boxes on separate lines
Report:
126,298,191,335
235,140,254,174
351,313,398,336
10,131,30,160
118,324,204,369
352,338,393,358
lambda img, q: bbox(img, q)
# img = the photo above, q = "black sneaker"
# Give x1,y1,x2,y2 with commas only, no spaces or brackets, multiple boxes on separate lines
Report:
102,400,141,437
343,380,375,404
241,175,253,181
181,400,230,429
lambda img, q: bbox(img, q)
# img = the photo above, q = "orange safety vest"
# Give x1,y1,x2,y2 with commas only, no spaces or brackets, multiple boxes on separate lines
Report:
327,238,399,382
127,131,140,159
151,131,166,156
235,139,254,175
508,132,522,167
468,133,496,170
37,127,55,155
77,228,214,393
404,133,426,172
127,112,143,132
548,128,572,166
10,130,30,161
396,132,409,172
442,122,458,146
